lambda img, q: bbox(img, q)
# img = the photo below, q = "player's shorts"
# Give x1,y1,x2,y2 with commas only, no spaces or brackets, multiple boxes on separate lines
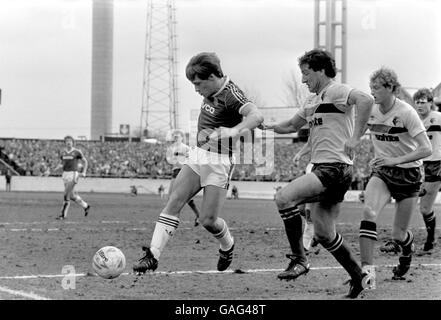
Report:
62,171,79,185
371,166,423,201
186,147,235,189
310,162,353,204
172,168,181,179
423,160,441,182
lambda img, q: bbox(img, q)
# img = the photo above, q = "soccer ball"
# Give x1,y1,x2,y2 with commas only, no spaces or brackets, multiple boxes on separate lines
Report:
92,246,126,279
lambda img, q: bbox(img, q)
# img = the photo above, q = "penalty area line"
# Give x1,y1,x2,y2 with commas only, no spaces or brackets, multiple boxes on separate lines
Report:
1,263,440,280
0,284,51,300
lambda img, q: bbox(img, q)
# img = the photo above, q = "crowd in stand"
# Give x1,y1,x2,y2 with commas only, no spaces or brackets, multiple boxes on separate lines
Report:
0,137,374,189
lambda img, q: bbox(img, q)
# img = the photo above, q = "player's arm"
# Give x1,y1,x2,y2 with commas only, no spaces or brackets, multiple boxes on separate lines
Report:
78,151,88,177
235,103,264,132
370,132,432,167
345,89,374,156
262,113,307,134
53,163,63,174
209,103,264,139
293,139,311,165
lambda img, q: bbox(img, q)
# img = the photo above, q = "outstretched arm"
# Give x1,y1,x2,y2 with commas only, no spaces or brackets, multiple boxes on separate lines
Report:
345,89,374,157
261,113,307,134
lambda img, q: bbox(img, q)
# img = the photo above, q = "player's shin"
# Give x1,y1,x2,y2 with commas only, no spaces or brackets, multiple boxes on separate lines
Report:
320,233,364,282
150,212,180,259
359,220,378,289
73,195,88,209
423,211,436,244
61,199,70,217
212,218,234,251
359,220,377,266
279,206,307,262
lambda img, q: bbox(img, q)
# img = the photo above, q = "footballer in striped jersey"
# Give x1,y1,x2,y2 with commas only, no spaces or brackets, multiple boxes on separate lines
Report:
361,68,431,286
413,88,440,254
263,49,374,298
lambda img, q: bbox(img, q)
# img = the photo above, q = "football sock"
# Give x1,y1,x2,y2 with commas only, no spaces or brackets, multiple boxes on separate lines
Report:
73,195,88,209
150,212,180,259
303,221,315,251
320,233,363,281
397,230,414,256
279,206,306,263
359,220,377,266
423,211,436,243
213,218,234,251
61,199,70,217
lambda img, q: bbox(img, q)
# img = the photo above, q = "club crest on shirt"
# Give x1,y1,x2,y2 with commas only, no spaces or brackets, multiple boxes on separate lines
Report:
392,116,402,126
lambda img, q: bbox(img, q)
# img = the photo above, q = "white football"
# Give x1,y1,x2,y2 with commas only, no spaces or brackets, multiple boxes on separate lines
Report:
92,246,126,279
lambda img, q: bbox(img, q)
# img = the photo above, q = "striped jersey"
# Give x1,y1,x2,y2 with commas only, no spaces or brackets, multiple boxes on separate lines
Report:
421,111,441,161
297,81,355,164
367,98,426,168
197,76,251,154
60,148,84,172
166,142,190,170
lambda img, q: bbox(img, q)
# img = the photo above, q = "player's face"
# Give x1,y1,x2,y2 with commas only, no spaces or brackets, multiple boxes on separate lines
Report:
65,138,74,148
369,79,392,105
191,74,220,98
300,64,324,94
414,98,432,117
173,134,182,143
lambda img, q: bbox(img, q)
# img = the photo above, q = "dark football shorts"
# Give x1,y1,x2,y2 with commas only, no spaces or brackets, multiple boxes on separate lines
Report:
371,166,423,201
423,160,441,182
172,168,181,179
308,162,353,204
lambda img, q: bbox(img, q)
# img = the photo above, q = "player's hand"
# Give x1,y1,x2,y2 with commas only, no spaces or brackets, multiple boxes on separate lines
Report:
258,123,275,130
369,157,399,168
208,127,239,140
81,172,86,178
293,153,301,166
344,138,359,160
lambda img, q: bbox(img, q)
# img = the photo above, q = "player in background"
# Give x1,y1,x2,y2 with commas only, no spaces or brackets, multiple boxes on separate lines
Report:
166,130,201,227
262,49,374,298
133,52,264,274
413,88,440,254
359,69,431,288
292,140,318,253
55,135,90,220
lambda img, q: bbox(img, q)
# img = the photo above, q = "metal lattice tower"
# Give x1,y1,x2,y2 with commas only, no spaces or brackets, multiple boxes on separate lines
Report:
314,0,347,83
140,0,178,138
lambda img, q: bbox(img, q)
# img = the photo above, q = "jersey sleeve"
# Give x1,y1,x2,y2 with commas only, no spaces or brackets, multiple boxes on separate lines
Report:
406,107,426,138
329,84,353,111
225,86,251,114
75,149,84,160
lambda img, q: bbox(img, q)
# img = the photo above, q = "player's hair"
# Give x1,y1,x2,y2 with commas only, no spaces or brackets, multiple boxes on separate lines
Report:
185,52,224,81
298,49,337,78
369,67,401,94
413,88,433,102
64,135,74,143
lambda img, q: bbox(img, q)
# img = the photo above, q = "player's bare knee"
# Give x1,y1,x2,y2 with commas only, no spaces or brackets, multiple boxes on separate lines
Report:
362,205,377,222
420,205,431,216
274,191,293,209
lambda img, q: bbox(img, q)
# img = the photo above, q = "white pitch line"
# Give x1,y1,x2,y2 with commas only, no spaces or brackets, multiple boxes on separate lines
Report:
1,263,440,280
0,285,51,300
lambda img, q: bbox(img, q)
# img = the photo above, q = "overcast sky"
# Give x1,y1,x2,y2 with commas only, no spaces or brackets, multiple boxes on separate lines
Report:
0,0,440,139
